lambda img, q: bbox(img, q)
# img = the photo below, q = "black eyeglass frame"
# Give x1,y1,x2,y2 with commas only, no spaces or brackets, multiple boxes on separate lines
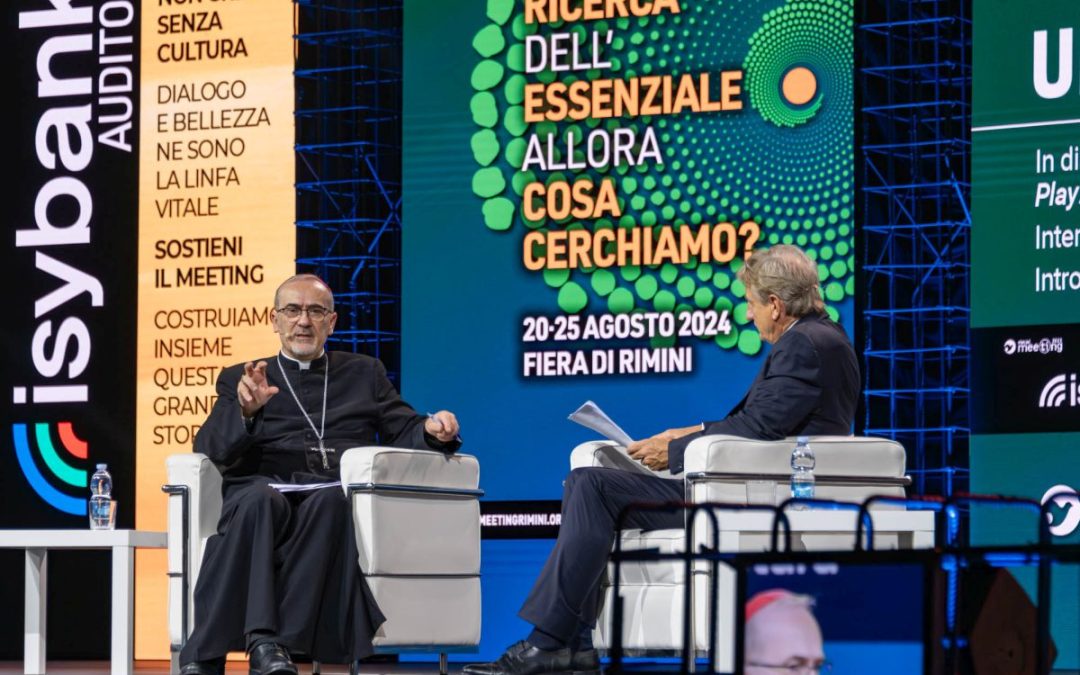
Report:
274,304,334,320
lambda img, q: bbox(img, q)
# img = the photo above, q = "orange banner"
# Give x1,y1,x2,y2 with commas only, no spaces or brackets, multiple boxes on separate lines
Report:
135,0,296,659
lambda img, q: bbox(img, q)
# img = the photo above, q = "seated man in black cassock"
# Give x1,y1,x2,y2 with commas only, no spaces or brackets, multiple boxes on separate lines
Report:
179,274,461,675
465,244,859,675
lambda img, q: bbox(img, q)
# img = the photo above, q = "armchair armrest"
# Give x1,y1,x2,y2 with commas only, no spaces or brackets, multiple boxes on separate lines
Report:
340,447,482,648
683,434,906,477
569,440,675,479
340,446,480,492
163,453,223,647
340,446,481,576
683,435,908,509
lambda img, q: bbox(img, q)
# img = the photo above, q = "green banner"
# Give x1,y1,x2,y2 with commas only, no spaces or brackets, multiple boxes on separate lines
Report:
972,1,1080,668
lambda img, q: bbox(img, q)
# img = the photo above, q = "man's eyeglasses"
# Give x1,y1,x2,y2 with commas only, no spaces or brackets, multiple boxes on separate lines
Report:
276,305,332,321
747,662,832,674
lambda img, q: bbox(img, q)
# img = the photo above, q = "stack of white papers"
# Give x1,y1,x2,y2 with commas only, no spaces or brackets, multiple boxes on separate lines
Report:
568,400,634,446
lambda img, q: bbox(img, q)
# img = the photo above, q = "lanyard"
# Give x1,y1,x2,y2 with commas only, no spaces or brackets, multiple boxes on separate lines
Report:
276,353,331,469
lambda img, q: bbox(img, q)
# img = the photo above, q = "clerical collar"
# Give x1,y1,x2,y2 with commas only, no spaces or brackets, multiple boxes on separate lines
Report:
278,350,326,371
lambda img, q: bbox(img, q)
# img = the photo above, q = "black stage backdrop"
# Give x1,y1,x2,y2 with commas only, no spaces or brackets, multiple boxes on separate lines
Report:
0,0,139,658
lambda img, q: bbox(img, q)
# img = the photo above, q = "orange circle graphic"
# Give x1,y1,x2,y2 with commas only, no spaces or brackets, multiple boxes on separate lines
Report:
782,67,817,106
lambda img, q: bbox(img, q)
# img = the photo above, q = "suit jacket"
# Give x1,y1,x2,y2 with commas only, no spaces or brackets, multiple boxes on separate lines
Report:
668,311,860,473
195,351,459,484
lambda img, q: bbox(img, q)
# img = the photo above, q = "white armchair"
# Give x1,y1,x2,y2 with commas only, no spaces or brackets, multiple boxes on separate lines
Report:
164,447,481,674
574,435,935,670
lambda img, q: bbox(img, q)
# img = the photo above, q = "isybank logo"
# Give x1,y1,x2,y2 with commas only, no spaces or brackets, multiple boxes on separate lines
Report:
1038,373,1080,407
8,1,112,518
12,422,89,516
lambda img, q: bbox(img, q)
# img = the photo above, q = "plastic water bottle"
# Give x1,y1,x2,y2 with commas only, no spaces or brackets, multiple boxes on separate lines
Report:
790,436,815,509
89,463,115,530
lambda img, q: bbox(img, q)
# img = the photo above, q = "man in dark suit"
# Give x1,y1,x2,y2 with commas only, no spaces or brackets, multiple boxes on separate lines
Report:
180,274,461,675
465,244,859,675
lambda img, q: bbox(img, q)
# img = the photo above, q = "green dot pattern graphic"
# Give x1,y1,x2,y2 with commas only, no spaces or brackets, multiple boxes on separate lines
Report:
469,0,854,357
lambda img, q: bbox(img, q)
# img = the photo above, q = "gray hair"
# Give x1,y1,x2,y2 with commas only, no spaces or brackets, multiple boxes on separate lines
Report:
737,244,824,317
274,274,335,311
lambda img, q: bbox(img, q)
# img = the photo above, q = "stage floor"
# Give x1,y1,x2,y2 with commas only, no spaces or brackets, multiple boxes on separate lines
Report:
0,664,455,675
4,663,1078,674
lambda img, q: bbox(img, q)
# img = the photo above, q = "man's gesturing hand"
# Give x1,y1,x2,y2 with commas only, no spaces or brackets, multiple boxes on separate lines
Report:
424,410,460,443
238,361,280,419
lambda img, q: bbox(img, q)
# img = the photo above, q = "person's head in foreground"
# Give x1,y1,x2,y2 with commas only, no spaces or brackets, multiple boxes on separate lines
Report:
745,589,829,674
738,244,825,344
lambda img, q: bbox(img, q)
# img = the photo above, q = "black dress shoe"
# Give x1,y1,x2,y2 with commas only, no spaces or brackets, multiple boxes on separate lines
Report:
462,640,572,675
248,642,298,675
179,656,225,675
570,648,601,674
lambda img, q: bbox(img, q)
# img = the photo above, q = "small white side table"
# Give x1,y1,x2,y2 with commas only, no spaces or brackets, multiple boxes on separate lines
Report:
0,529,167,675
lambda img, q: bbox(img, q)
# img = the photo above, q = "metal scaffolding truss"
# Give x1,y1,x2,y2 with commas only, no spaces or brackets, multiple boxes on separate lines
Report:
857,0,971,497
294,0,403,380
